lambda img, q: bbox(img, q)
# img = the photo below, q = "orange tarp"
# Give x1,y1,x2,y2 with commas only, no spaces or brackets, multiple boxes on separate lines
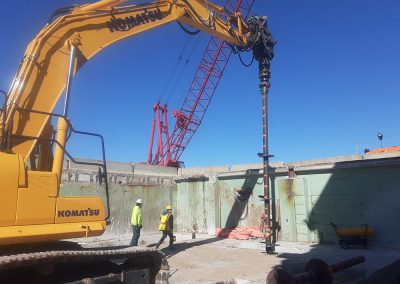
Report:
215,226,263,240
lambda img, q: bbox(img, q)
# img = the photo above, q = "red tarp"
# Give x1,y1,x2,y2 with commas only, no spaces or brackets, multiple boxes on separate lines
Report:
215,226,263,240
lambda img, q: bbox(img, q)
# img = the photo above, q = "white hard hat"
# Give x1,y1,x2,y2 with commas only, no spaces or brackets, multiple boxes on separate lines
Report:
136,199,143,204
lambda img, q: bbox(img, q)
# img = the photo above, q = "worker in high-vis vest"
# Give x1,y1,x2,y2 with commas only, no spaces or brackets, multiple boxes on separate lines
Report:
130,198,143,246
155,205,174,249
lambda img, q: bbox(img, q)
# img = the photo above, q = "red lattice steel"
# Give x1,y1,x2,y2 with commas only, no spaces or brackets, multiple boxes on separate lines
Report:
148,0,255,166
147,103,170,165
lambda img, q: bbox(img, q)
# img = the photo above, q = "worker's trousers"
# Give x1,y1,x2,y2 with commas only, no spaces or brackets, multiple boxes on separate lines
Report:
156,231,174,248
130,225,141,246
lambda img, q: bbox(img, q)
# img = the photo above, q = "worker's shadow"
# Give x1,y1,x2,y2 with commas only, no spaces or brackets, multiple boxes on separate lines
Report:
147,237,221,258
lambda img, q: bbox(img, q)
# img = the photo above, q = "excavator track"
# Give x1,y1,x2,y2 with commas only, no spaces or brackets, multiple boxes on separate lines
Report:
0,246,168,283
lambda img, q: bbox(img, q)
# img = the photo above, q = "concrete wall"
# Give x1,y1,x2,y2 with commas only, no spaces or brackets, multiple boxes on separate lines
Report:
60,152,400,247
61,160,177,238
280,164,400,247
175,179,217,234
61,182,176,239
174,153,400,247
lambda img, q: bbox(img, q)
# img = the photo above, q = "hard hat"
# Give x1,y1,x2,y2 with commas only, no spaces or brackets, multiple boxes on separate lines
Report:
136,199,143,204
165,205,172,210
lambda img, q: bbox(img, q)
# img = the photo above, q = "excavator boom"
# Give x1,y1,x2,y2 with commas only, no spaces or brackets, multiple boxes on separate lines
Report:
1,0,249,163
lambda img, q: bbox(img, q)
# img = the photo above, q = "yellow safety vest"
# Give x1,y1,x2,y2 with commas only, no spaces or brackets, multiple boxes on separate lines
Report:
131,205,142,226
159,212,171,231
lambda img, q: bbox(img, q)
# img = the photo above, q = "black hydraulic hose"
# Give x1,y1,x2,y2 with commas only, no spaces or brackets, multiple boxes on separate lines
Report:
177,21,200,35
46,6,77,25
239,51,255,67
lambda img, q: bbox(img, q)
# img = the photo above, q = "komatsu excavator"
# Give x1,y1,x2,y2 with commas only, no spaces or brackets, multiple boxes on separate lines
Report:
0,0,274,282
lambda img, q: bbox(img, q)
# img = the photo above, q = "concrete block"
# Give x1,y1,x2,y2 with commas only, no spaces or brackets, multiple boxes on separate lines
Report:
132,163,177,177
78,173,91,182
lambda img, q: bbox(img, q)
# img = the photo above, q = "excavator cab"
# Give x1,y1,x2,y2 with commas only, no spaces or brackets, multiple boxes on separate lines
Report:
0,105,110,245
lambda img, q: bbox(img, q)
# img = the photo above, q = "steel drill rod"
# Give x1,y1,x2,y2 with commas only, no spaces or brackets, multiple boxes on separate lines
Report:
260,58,273,253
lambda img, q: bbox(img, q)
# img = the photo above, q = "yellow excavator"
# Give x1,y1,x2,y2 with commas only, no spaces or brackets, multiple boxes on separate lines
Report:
0,0,274,282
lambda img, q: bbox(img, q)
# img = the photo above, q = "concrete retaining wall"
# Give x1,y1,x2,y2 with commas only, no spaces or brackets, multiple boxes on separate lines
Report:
60,152,400,247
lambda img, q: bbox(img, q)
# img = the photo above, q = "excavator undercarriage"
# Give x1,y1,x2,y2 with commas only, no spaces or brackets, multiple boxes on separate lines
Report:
0,243,167,283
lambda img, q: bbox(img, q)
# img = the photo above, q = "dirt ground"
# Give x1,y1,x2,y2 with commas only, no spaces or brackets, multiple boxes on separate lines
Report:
81,234,400,283
154,235,400,283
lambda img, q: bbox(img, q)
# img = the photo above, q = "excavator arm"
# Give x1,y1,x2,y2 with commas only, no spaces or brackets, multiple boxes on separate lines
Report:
1,0,250,164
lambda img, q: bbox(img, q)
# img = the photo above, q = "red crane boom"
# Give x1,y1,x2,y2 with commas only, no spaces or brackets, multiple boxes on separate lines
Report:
148,0,255,167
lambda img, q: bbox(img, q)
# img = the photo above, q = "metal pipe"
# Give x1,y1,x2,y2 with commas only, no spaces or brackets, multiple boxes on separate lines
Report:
63,45,76,117
328,256,365,274
0,90,7,151
79,0,127,12
53,44,76,184
267,256,366,284
52,118,69,185
147,117,156,164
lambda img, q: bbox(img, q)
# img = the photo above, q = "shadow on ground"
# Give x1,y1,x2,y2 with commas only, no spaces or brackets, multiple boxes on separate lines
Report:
147,237,221,258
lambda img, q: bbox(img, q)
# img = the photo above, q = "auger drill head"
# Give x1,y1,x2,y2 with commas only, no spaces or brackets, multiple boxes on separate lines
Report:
246,16,276,63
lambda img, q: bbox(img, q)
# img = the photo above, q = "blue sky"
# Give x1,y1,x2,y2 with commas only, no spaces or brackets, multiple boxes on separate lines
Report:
0,1,399,167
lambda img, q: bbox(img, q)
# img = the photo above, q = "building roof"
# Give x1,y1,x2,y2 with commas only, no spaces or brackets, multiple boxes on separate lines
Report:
366,146,400,154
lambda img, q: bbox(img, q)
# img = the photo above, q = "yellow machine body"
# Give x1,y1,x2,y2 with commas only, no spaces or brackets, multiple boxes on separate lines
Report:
335,227,374,238
0,152,106,245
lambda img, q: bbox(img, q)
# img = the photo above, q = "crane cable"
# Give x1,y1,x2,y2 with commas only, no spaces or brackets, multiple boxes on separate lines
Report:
157,35,193,103
165,35,201,104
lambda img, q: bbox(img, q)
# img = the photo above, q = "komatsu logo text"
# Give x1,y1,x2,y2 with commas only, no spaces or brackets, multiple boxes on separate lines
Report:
107,9,163,32
58,208,100,218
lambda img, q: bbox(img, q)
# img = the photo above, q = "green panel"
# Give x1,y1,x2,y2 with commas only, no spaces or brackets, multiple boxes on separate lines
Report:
278,179,298,241
295,214,307,225
294,196,305,205
297,234,309,242
278,178,313,242
311,196,364,215
218,174,264,229
295,205,306,215
296,224,308,234
176,180,217,234
302,165,400,246
312,213,363,225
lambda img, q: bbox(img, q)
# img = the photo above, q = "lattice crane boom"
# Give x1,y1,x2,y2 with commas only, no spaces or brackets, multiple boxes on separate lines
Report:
148,0,255,167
